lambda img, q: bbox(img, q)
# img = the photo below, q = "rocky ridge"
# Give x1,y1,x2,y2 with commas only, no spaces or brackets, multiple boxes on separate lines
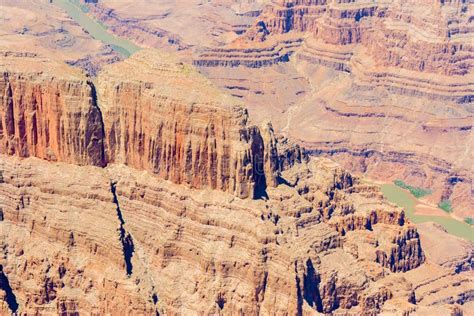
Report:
0,49,472,314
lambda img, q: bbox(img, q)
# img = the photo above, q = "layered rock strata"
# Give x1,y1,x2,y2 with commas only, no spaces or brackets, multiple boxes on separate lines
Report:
0,52,106,167
0,50,280,199
97,51,281,198
0,153,449,315
192,0,474,215
0,50,472,315
196,0,473,102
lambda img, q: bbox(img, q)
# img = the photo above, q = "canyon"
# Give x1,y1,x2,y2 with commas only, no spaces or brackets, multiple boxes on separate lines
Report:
193,0,474,218
62,0,473,217
0,0,472,315
0,48,472,315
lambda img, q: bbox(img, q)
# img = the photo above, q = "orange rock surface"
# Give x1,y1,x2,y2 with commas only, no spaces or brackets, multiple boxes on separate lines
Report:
0,52,105,167
0,50,472,315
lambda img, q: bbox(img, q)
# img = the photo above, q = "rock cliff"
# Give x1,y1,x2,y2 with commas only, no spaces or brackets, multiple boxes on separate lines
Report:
0,50,471,315
97,51,280,198
0,50,281,199
0,52,106,167
191,0,474,215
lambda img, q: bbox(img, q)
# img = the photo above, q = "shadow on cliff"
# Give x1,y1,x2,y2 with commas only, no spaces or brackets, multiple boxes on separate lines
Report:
0,265,19,314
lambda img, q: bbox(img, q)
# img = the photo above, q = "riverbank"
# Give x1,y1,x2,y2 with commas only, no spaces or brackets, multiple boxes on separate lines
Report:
378,182,473,242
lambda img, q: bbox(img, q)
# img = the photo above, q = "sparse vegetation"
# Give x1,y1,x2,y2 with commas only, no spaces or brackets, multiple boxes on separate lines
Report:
438,199,453,213
393,180,432,198
464,217,473,226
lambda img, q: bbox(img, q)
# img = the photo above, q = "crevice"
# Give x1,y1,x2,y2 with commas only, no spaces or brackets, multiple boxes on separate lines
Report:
251,129,269,200
216,293,226,310
0,265,19,314
86,80,107,167
294,261,303,316
152,292,158,305
110,181,135,276
303,259,323,313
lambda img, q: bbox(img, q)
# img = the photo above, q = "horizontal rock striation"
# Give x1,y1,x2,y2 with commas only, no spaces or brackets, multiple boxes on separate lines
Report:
193,37,303,68
0,153,454,315
243,0,473,75
196,0,473,102
0,50,282,199
97,51,280,198
296,38,474,103
0,50,471,315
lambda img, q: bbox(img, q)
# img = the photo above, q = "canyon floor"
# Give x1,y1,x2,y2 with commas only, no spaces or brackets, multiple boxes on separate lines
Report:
0,0,473,315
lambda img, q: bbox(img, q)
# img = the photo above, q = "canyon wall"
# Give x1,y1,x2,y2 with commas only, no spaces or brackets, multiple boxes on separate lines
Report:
0,49,472,314
0,153,451,315
0,50,280,199
97,51,279,198
237,0,473,76
0,52,105,167
192,0,473,215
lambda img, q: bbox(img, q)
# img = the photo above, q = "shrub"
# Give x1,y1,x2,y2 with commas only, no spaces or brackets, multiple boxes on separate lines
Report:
464,217,473,225
393,180,432,198
438,200,453,213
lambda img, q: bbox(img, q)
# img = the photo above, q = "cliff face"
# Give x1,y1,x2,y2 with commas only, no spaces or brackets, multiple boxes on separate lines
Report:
240,0,473,76
0,50,280,199
97,51,279,198
0,50,471,315
192,0,474,215
0,155,439,315
0,52,106,167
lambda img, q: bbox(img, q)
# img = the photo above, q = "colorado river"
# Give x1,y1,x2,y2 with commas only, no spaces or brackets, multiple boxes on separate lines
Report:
381,183,473,242
53,0,141,57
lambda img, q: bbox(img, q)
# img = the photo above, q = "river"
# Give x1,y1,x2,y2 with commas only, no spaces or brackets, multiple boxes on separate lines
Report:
53,0,141,57
381,183,473,242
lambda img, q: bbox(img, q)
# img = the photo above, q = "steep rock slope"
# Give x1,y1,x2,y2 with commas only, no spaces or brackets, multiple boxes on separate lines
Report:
97,51,279,198
0,154,452,315
0,52,105,167
0,50,472,315
0,50,279,199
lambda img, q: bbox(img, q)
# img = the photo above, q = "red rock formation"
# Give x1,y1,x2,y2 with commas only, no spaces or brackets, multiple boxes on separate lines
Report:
0,50,282,199
0,50,471,315
243,0,472,75
192,0,473,215
97,51,280,198
0,52,105,167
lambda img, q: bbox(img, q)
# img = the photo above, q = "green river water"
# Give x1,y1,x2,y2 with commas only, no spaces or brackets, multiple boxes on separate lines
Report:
53,0,141,57
381,184,473,242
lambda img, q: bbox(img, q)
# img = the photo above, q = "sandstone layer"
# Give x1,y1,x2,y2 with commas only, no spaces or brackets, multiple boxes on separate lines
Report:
2,153,470,315
97,51,279,198
0,49,472,315
0,52,105,167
